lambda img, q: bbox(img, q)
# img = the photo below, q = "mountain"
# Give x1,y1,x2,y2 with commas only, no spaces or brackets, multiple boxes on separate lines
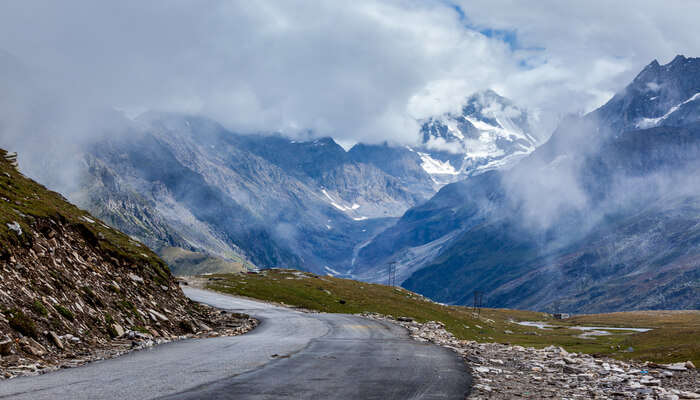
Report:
362,56,700,312
0,148,251,370
417,90,541,181
70,113,438,277
55,91,536,278
0,55,539,280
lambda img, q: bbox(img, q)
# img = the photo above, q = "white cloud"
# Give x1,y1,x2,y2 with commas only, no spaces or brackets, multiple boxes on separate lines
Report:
0,0,698,149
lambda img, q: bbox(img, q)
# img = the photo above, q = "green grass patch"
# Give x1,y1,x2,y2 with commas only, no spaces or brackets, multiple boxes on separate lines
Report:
205,269,700,365
8,309,38,338
55,305,75,321
32,300,48,317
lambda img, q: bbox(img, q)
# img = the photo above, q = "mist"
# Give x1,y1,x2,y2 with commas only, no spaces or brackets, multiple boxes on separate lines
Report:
2,1,699,166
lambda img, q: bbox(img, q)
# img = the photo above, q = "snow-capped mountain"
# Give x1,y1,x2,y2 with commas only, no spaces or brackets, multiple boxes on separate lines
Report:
416,90,540,183
594,54,700,132
356,56,700,313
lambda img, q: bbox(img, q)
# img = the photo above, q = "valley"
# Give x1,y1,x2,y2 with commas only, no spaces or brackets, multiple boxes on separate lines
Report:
1,4,699,398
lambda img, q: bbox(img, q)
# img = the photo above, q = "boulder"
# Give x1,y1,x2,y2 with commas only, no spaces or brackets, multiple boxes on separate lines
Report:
0,339,12,356
47,331,64,350
19,337,46,356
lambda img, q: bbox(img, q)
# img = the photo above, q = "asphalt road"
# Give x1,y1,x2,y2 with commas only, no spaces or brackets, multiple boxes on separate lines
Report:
0,287,471,399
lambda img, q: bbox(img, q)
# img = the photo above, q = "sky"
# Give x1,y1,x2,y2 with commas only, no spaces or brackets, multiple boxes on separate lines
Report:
0,0,699,147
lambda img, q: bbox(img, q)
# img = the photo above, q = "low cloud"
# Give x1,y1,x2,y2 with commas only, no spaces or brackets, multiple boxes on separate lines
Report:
0,1,699,151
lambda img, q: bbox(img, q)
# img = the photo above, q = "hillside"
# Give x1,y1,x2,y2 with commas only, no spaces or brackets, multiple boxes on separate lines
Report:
160,246,252,276
0,149,253,378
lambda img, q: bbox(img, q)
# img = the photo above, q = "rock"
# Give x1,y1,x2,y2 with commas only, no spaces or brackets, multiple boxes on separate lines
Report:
6,221,22,235
563,365,582,374
679,391,700,399
112,323,125,338
685,361,696,369
666,363,688,371
128,273,144,283
196,321,212,332
0,339,13,356
465,355,482,364
19,337,46,356
397,317,413,322
148,309,169,322
474,383,493,392
47,331,64,350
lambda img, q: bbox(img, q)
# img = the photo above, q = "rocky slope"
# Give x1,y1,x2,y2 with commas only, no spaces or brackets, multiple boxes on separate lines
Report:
73,115,409,276
360,56,700,312
0,149,255,379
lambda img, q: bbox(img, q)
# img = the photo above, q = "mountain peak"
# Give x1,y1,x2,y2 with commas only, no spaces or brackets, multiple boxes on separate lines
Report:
668,54,688,66
417,90,539,179
596,55,700,131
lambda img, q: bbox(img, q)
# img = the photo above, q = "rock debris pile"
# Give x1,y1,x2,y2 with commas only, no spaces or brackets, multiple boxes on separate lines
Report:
362,313,699,399
0,218,258,380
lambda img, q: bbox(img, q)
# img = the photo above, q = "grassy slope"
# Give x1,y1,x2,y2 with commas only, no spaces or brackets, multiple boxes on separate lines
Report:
206,269,700,365
0,149,170,284
161,246,252,275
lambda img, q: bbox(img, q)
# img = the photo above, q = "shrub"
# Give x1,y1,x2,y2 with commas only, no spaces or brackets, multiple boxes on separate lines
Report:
9,309,38,338
106,324,119,338
56,305,74,321
32,300,48,316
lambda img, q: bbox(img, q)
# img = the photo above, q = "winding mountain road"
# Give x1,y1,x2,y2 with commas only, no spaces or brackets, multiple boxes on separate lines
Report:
0,287,471,399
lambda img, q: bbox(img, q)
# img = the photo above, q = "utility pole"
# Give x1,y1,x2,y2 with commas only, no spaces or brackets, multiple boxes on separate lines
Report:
387,262,397,287
473,290,484,317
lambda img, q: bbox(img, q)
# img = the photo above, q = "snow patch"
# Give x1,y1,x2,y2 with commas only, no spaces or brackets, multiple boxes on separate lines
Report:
417,152,459,175
322,189,362,213
636,92,700,128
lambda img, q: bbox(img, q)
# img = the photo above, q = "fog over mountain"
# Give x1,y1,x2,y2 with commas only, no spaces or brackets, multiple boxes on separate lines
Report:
376,56,700,312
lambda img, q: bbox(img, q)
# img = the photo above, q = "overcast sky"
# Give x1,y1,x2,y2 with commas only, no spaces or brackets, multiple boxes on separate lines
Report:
1,0,699,146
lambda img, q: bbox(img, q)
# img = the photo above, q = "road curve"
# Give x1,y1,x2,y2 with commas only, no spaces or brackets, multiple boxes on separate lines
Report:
0,287,471,399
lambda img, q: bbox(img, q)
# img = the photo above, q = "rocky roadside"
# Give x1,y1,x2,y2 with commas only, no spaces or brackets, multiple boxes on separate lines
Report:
1,299,257,381
362,313,699,400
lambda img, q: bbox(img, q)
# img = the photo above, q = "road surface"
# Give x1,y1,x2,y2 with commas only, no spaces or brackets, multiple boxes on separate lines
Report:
0,287,471,399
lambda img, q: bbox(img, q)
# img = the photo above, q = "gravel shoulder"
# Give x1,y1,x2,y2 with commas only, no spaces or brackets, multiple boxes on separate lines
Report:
363,313,700,399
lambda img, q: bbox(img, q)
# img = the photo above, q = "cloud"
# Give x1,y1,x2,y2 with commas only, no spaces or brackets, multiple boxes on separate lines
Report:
0,0,698,150
456,0,700,110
